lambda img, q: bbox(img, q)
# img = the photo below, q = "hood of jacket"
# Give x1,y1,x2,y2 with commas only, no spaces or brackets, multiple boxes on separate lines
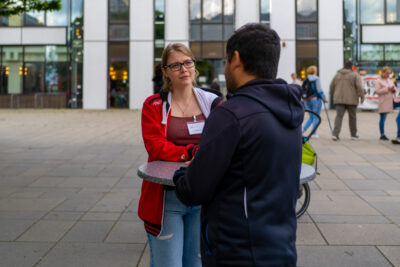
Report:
231,78,304,129
337,68,353,75
307,74,319,82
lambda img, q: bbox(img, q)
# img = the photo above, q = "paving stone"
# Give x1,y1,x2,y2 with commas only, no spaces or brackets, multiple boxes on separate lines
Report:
0,176,38,186
317,224,400,245
332,169,364,180
57,177,120,188
0,197,65,211
378,246,400,267
369,202,400,216
297,245,392,267
296,223,326,245
9,191,44,198
0,242,54,267
29,177,66,187
311,215,390,224
343,180,400,191
18,220,75,242
114,177,142,188
54,193,104,212
0,164,33,177
105,221,147,243
20,166,54,177
62,221,114,242
82,212,121,221
43,211,84,221
90,191,134,212
0,211,47,220
47,164,104,177
37,243,144,267
0,219,36,241
315,179,350,190
308,195,380,216
98,166,129,177
119,211,141,221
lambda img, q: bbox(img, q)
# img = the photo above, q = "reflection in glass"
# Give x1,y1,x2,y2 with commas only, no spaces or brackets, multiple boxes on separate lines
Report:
190,0,202,22
72,0,83,23
1,47,23,94
155,0,165,21
297,0,317,22
344,0,357,61
360,45,384,61
202,42,223,58
24,46,46,62
109,25,129,41
296,41,318,58
25,11,45,25
46,62,68,92
260,0,271,21
296,23,318,39
385,45,400,61
190,25,201,41
109,44,129,108
360,0,384,24
224,24,234,40
155,24,165,40
386,0,400,23
47,0,68,26
190,42,201,58
1,14,23,26
154,40,164,60
224,0,234,23
203,25,223,40
46,46,68,62
110,0,129,23
203,0,222,22
24,62,45,93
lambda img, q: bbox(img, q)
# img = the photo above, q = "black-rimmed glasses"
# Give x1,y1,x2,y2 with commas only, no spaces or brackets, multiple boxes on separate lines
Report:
164,60,196,72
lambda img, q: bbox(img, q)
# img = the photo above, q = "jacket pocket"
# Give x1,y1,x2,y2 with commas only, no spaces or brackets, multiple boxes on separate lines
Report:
200,216,212,255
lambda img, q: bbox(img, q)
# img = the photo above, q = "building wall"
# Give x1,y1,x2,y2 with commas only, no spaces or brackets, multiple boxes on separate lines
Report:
271,0,296,82
319,0,343,100
235,0,259,29
83,0,108,109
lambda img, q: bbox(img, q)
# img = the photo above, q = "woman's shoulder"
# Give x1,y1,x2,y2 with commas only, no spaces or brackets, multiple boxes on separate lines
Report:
144,93,163,106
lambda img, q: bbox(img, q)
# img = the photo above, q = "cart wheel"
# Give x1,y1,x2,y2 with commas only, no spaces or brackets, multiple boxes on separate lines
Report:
296,183,311,218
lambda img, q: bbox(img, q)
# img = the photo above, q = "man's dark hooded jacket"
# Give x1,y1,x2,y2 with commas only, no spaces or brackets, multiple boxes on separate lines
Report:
174,78,304,267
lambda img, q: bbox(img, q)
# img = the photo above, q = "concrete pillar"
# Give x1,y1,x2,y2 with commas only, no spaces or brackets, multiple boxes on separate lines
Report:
83,0,108,109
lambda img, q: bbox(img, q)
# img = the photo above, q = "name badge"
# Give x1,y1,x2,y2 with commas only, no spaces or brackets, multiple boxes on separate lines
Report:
187,121,205,135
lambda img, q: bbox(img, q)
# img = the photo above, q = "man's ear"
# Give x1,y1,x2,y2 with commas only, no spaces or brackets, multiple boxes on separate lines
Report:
230,50,242,71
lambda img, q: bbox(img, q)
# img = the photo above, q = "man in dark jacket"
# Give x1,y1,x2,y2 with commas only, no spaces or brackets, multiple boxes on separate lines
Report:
173,23,304,267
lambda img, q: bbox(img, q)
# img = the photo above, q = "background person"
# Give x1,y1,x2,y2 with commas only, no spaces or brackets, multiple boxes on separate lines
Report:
302,65,327,138
329,61,365,141
139,43,221,267
375,66,398,141
174,23,303,267
291,72,302,86
210,77,221,92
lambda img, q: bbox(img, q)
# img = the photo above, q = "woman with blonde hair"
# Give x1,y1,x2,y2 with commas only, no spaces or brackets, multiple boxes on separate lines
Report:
302,65,327,138
139,43,221,266
375,66,400,142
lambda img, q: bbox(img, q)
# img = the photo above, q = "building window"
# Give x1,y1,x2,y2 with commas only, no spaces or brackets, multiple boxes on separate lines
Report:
296,0,318,78
344,0,400,74
154,0,165,64
260,0,271,27
108,0,129,109
189,0,234,89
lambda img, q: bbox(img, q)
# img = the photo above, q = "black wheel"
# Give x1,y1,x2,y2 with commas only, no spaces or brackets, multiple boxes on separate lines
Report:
296,183,311,218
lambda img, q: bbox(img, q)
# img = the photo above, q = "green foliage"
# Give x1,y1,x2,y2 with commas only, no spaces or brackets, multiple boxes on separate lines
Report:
0,0,61,17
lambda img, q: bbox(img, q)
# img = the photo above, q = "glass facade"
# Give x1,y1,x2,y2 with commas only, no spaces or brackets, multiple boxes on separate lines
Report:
344,0,400,74
108,0,129,108
154,0,165,64
0,0,83,108
260,0,271,27
296,0,318,78
189,0,234,88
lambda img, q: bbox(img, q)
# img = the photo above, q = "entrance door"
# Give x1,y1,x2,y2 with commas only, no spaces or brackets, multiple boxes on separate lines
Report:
24,62,45,93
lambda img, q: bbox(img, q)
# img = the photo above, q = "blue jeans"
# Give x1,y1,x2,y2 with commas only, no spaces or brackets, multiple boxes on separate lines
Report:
146,190,201,267
394,101,400,137
379,113,387,135
303,98,322,134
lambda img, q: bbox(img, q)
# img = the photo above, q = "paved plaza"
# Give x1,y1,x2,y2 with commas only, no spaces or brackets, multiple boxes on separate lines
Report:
1,109,400,267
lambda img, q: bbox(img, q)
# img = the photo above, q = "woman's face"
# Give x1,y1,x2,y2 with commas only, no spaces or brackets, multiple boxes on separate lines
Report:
163,51,196,90
382,69,391,79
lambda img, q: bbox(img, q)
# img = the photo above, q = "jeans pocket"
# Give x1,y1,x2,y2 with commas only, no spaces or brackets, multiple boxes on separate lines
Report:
200,217,212,255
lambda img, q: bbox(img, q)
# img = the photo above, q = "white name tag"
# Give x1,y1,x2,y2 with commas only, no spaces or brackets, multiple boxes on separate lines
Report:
187,121,205,135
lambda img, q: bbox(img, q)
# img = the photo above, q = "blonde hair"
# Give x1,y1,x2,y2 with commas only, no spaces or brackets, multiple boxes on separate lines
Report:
306,65,317,75
161,43,198,92
381,66,391,74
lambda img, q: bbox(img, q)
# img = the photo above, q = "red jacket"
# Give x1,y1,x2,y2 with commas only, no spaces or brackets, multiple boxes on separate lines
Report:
138,88,221,236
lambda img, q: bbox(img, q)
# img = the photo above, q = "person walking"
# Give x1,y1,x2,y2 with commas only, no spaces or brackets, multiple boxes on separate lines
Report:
375,66,400,142
330,61,365,140
139,43,221,267
210,77,221,92
291,72,302,86
173,23,303,267
302,65,327,138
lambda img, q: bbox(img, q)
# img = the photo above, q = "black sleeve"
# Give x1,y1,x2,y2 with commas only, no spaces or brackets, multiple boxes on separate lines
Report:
174,107,240,206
